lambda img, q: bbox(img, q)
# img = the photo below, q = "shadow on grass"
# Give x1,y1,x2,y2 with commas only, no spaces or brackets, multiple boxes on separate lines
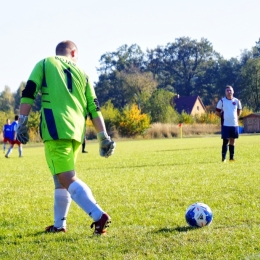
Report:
154,226,196,233
155,147,212,152
0,230,79,245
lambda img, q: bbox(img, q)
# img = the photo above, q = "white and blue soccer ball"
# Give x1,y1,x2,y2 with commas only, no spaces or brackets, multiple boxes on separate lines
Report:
185,202,213,227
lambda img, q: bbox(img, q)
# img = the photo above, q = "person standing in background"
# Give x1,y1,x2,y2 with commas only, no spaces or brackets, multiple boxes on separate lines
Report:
82,134,88,153
2,118,12,153
5,115,23,158
216,85,242,162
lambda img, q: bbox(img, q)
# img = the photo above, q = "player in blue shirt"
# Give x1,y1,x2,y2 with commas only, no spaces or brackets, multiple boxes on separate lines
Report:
5,115,23,158
2,118,12,153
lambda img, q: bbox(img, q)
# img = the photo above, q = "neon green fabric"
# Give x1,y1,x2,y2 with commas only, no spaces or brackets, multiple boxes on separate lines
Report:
44,139,81,175
21,56,101,142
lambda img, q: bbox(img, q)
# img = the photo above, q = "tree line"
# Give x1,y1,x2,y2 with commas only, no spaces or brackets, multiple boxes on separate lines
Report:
1,36,260,117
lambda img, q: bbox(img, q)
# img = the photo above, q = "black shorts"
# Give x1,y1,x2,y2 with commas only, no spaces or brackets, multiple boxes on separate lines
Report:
221,125,239,139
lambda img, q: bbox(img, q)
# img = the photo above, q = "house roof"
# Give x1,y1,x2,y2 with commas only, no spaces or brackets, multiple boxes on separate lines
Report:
241,113,260,119
173,95,206,114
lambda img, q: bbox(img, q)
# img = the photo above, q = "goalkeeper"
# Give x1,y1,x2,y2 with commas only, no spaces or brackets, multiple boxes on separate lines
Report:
17,40,115,235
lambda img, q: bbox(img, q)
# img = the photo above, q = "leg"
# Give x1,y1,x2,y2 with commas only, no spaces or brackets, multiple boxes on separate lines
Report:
58,171,111,235
82,141,86,152
5,144,14,158
44,139,110,234
82,139,87,153
229,138,235,160
57,171,103,221
222,138,229,161
18,144,22,157
48,175,72,231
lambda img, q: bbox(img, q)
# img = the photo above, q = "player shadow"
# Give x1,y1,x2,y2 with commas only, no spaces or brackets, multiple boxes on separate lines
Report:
0,231,78,245
156,148,202,152
153,226,195,234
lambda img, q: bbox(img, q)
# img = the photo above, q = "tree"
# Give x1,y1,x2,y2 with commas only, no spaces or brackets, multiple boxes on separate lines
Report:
97,44,145,75
144,89,179,123
213,57,242,101
118,67,158,110
145,46,175,91
252,38,260,58
0,86,15,112
95,44,146,109
161,37,218,96
240,58,260,111
13,82,26,112
100,100,119,134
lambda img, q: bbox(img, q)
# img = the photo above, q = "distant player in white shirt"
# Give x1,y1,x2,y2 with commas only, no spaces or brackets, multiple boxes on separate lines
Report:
216,85,242,162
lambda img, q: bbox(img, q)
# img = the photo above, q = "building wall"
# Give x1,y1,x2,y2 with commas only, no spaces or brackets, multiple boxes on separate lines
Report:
190,99,205,116
244,116,260,133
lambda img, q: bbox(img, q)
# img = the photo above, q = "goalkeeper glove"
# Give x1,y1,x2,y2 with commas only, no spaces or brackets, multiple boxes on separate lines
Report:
17,115,29,144
97,131,116,158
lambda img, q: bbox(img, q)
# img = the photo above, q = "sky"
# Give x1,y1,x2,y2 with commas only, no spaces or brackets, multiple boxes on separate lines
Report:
1,0,260,93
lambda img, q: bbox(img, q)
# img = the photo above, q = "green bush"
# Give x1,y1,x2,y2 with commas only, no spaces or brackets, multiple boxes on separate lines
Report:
179,111,194,124
144,89,179,123
27,111,41,142
100,100,119,135
194,112,221,124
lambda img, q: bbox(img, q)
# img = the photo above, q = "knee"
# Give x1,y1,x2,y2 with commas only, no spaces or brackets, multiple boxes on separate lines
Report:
223,139,229,146
229,139,235,146
53,174,64,189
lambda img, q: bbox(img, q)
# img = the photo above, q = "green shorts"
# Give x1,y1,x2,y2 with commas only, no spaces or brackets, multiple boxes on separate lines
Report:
44,139,81,175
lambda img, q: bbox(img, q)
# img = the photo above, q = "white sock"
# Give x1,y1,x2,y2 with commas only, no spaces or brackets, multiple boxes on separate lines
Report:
54,189,71,228
68,179,103,221
18,146,22,157
6,146,12,156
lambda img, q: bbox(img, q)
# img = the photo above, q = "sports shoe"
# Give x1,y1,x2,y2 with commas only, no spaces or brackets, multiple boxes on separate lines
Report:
90,213,111,235
229,159,235,162
45,225,66,233
5,154,9,158
222,158,226,162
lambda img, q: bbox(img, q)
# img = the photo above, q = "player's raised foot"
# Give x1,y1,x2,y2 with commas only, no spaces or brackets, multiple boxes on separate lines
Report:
222,158,226,162
90,213,111,235
45,225,66,233
229,159,235,162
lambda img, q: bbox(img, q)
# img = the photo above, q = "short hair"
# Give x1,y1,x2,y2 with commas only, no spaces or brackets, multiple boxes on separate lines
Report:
55,41,77,56
225,85,234,93
15,115,19,120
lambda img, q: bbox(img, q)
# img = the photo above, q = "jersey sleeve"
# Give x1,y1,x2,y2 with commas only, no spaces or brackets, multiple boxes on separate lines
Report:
21,60,44,105
85,76,102,119
237,100,242,110
13,124,18,132
216,99,223,112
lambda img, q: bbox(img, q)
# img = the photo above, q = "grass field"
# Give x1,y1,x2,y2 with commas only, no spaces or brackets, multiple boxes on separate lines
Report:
0,135,260,259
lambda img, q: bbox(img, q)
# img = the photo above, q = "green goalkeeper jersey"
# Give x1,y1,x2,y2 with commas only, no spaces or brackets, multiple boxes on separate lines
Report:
21,56,101,143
